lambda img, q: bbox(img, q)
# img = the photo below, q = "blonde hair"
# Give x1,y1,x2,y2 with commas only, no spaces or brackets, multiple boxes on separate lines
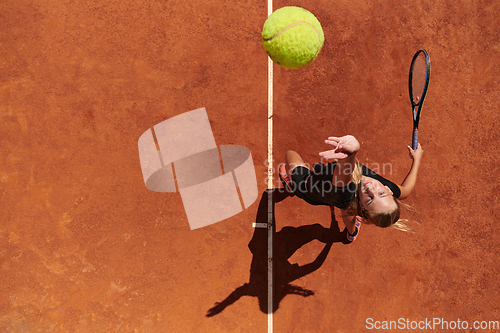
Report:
346,161,413,231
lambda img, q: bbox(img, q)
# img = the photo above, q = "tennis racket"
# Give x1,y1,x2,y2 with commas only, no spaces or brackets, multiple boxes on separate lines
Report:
408,49,431,150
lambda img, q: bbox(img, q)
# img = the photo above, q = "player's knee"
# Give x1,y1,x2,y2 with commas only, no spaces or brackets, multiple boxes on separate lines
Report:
285,151,305,165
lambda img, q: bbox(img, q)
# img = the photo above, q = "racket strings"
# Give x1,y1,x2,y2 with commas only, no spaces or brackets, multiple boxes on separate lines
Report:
411,54,428,103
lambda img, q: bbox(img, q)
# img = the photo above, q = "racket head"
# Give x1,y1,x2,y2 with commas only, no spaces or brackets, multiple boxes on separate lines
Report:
409,49,431,124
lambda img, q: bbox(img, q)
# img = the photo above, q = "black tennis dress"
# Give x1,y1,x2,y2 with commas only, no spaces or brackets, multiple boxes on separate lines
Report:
290,162,400,210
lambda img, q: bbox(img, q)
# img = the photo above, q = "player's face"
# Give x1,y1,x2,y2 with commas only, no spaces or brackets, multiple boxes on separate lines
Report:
358,176,396,214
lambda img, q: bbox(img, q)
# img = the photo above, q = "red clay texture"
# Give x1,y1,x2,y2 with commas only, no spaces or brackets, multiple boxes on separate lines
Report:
1,0,499,332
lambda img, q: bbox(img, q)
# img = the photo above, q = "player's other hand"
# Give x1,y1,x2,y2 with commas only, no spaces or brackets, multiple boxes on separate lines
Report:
407,143,423,162
319,135,360,160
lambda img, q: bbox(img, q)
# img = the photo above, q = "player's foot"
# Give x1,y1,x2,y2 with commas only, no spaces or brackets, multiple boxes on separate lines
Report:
346,218,361,242
278,163,295,196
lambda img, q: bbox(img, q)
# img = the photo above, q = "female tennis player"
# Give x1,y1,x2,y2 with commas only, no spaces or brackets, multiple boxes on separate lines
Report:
279,135,423,241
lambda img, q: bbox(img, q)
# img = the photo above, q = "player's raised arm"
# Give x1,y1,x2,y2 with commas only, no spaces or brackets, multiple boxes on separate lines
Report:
319,135,360,188
398,143,424,199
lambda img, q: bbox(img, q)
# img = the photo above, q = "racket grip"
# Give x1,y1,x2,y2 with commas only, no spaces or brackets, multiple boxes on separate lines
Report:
412,129,419,150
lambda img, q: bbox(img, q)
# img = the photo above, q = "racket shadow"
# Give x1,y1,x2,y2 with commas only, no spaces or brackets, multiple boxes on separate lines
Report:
206,189,350,317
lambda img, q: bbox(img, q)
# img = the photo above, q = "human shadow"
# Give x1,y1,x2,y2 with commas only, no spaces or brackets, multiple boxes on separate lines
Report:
206,189,351,317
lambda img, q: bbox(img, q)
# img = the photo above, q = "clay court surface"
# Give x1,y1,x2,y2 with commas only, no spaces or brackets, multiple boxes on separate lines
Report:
1,0,500,332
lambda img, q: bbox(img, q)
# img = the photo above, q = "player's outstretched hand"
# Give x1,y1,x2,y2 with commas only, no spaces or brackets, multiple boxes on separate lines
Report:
319,135,360,160
407,143,423,162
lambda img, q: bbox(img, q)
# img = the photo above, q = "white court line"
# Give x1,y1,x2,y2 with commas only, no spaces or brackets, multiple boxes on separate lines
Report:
267,0,273,331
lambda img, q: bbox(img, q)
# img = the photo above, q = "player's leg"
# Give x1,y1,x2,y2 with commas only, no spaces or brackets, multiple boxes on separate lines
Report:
277,151,308,193
284,150,308,179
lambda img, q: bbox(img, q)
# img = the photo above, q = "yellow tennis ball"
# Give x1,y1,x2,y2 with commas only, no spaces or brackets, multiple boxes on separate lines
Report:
262,6,325,69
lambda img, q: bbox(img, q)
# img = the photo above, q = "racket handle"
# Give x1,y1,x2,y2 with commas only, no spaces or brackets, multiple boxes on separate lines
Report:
412,129,419,150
